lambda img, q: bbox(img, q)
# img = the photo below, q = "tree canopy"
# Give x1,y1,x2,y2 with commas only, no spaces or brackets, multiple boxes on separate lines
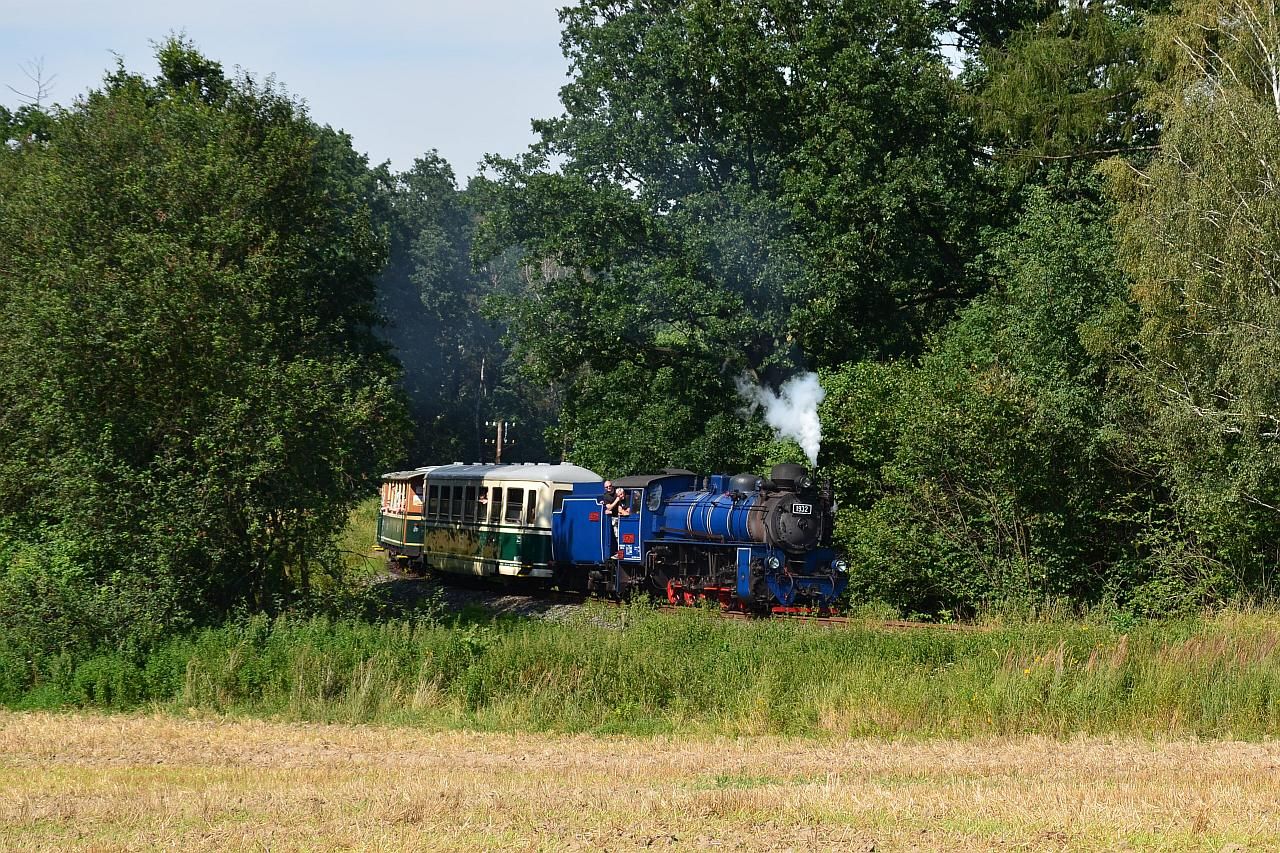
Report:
468,0,1280,615
476,0,997,474
0,39,406,653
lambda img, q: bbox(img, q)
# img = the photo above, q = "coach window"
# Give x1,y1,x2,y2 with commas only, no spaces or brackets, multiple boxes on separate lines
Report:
525,490,538,525
427,485,439,518
462,485,476,522
448,485,461,519
504,488,524,524
489,487,503,523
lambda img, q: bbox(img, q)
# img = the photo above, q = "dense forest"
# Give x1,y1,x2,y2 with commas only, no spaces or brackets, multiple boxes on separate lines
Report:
3,0,1280,660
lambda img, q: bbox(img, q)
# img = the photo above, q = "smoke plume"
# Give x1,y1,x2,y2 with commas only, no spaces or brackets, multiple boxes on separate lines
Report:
735,372,825,466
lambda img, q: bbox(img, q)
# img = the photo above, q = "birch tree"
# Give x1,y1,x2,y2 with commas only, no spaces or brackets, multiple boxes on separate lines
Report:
1107,0,1280,583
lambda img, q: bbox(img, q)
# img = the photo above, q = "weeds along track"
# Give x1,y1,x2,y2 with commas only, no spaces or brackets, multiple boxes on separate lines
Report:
387,562,979,631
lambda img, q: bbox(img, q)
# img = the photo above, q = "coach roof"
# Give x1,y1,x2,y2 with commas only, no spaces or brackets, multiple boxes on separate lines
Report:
381,466,439,480
421,463,602,484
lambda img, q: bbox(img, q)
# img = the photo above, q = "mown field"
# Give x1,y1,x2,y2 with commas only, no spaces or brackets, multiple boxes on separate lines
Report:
4,711,1278,851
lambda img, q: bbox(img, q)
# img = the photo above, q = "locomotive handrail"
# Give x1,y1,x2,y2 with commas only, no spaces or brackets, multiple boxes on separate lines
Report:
656,526,727,541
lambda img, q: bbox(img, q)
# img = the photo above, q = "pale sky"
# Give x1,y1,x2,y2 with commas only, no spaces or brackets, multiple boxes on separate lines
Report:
1,0,570,178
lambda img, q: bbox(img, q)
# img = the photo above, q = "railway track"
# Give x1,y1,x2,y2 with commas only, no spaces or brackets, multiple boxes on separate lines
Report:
383,561,978,631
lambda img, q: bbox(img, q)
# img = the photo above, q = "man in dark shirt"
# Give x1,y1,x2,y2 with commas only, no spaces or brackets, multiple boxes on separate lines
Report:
605,487,631,558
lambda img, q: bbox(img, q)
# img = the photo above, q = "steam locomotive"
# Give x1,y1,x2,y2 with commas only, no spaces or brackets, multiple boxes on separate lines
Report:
377,462,847,612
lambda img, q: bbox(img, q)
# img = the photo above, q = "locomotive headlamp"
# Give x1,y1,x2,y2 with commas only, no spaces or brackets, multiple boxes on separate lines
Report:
832,559,849,573
767,555,782,570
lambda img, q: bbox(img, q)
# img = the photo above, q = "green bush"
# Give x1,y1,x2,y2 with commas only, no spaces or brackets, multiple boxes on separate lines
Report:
70,655,145,709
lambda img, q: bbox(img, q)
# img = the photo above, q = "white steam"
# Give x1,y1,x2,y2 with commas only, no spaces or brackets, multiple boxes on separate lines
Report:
735,372,825,466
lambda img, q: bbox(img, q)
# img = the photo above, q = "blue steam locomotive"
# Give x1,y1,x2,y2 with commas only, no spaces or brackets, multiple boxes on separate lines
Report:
378,462,848,612
556,464,847,612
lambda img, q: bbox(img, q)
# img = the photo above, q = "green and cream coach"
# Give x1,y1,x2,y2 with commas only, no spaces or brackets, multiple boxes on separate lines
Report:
378,463,603,578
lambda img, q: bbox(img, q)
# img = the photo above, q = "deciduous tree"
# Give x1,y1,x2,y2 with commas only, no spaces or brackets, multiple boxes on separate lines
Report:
477,0,995,473
1105,0,1280,600
0,39,406,653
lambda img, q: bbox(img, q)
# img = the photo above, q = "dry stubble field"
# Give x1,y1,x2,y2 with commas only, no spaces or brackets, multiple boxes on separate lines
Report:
1,711,1277,851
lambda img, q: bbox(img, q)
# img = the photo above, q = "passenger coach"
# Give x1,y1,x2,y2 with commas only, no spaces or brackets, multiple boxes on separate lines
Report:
378,462,603,578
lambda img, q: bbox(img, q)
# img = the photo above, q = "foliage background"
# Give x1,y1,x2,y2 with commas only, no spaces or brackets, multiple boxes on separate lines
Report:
6,0,1280,670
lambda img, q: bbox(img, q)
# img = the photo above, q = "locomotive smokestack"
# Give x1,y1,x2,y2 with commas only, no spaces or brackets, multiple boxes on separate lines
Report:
769,463,807,491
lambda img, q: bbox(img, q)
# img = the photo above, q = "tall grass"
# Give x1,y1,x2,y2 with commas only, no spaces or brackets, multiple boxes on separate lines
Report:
9,605,1280,739
336,495,383,581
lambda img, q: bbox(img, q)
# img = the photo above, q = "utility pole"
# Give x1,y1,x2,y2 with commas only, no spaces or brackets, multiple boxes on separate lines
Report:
485,419,515,463
475,355,486,460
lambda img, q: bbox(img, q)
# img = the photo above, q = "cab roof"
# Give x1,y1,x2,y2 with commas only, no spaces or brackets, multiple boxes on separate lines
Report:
613,469,696,488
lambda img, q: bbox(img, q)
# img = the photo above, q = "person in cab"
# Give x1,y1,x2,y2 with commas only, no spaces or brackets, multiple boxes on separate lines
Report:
605,486,631,558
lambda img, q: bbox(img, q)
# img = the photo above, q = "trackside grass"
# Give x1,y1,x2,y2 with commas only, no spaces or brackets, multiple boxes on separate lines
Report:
336,495,385,580
7,605,1280,739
